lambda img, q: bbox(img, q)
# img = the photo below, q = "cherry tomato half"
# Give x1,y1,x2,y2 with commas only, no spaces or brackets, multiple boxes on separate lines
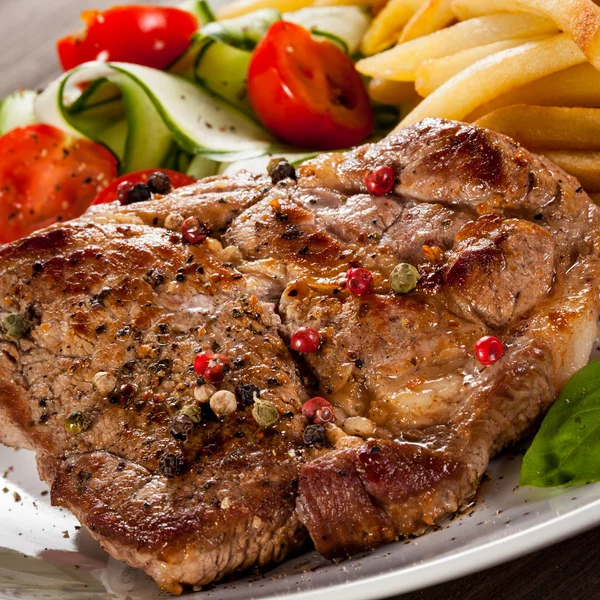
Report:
247,21,374,150
57,6,198,71
0,124,118,245
93,169,197,205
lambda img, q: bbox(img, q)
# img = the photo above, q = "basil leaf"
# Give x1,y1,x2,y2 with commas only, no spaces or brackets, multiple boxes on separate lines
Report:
520,359,600,487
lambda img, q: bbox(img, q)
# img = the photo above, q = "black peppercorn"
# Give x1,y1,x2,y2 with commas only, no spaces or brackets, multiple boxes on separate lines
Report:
160,453,184,478
145,269,165,289
147,171,172,195
120,183,152,205
235,383,260,407
170,414,194,441
303,424,326,446
268,158,297,185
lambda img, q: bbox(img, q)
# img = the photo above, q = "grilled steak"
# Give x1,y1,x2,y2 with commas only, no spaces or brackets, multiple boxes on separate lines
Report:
1,119,599,593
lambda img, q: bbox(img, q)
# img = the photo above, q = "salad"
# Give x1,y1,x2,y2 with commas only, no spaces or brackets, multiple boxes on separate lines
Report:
0,0,395,244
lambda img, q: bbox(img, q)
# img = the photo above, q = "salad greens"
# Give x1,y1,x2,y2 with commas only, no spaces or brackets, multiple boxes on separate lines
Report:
520,359,600,488
201,8,281,49
10,3,375,177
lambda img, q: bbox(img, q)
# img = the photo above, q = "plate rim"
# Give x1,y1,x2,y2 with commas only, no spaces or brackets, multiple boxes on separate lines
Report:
266,496,600,600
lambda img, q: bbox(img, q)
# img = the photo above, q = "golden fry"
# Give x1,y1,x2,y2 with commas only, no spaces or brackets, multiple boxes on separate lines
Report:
399,0,455,43
217,0,313,18
476,105,600,150
312,0,379,9
452,0,524,20
468,64,600,120
415,37,544,96
356,13,556,81
360,0,425,56
396,34,586,128
368,79,418,105
452,0,600,69
540,150,600,193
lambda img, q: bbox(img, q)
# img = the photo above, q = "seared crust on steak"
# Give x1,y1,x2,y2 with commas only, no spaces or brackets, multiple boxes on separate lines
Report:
1,119,600,591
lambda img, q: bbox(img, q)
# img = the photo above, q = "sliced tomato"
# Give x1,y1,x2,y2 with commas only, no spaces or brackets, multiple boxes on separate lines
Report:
0,124,117,244
93,169,197,205
247,21,374,150
57,6,198,71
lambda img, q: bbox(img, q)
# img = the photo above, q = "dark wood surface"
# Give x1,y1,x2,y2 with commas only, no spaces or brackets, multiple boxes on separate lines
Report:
0,1,598,598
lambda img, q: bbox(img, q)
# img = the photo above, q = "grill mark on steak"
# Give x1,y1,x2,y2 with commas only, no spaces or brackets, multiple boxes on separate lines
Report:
1,120,600,593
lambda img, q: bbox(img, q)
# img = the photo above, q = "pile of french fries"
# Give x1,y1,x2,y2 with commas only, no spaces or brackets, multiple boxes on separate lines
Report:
219,0,600,197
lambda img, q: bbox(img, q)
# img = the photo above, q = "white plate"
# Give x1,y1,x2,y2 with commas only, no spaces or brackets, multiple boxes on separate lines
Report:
1,441,599,600
1,1,599,595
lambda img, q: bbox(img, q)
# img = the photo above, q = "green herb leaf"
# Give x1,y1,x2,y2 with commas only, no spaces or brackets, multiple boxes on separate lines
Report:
520,359,600,488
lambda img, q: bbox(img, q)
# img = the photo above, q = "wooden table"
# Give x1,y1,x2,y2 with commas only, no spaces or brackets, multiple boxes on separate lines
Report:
0,1,598,599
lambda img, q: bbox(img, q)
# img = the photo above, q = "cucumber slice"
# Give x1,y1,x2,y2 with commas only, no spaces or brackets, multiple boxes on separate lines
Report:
201,9,281,50
187,154,220,178
218,150,318,176
105,63,272,153
114,71,174,172
199,148,269,162
163,148,195,173
0,90,37,135
68,79,122,115
179,0,216,25
284,6,371,55
36,61,272,173
169,34,211,80
195,42,253,115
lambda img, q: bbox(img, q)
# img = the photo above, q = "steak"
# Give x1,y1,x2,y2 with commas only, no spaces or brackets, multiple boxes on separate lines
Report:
1,119,600,593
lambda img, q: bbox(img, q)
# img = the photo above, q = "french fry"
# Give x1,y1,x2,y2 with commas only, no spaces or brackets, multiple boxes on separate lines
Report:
451,0,525,20
468,64,600,120
415,37,546,97
356,13,557,81
368,79,418,105
396,34,586,128
217,0,313,19
399,0,455,43
452,0,600,70
476,105,600,150
539,150,600,193
312,0,378,9
360,0,425,56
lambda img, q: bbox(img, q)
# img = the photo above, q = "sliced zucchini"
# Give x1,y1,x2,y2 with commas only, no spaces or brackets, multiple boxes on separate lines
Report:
187,154,220,178
68,79,122,116
199,148,269,162
105,63,272,153
0,90,37,135
195,42,253,115
36,61,272,173
114,72,174,172
179,0,216,25
169,34,212,80
218,150,318,176
284,6,371,55
201,9,281,50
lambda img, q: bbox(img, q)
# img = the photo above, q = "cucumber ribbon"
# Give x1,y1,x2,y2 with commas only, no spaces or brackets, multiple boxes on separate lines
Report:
35,61,273,174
